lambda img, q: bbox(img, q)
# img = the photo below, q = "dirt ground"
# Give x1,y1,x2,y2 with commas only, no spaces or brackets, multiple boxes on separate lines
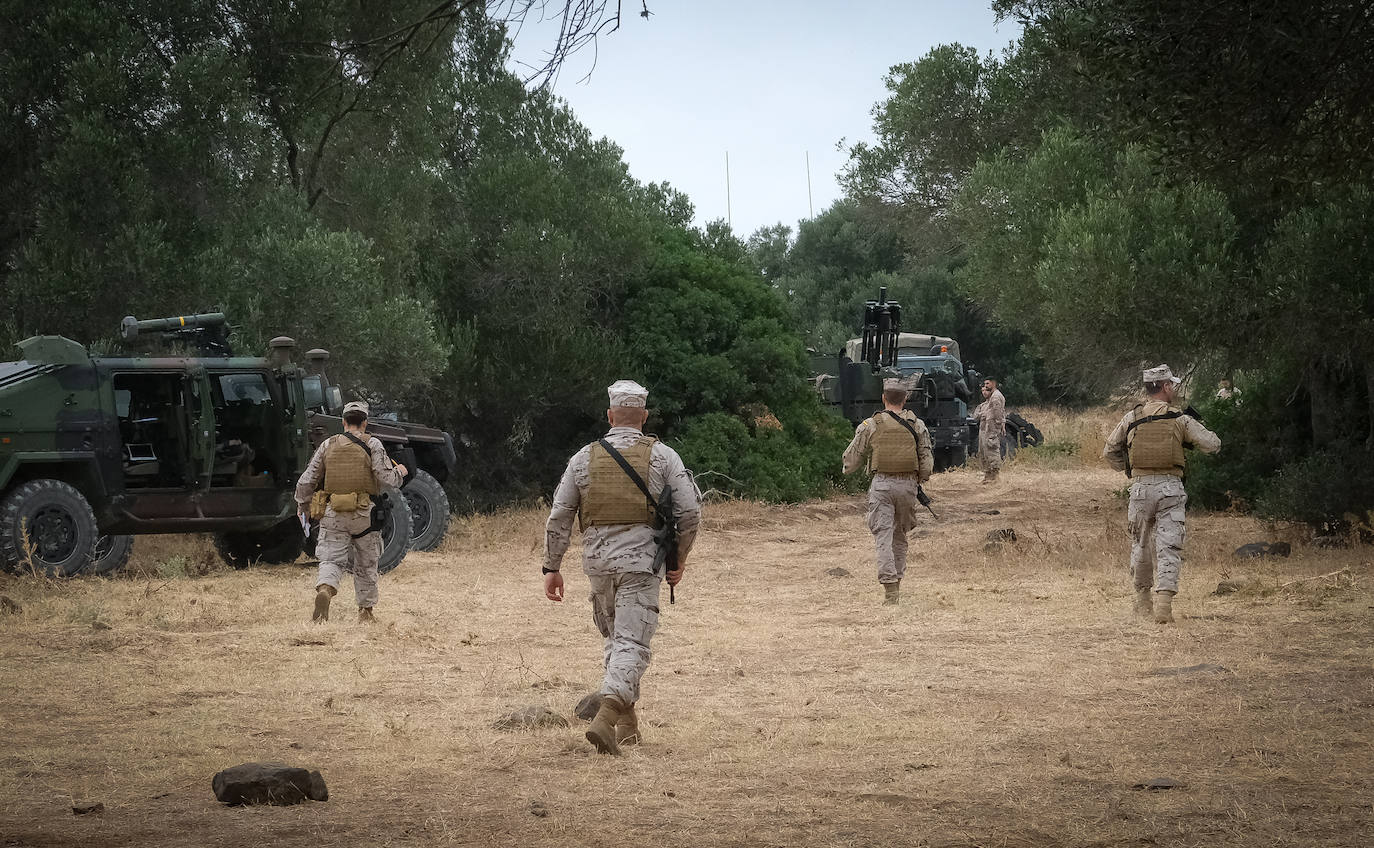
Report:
2,461,1372,847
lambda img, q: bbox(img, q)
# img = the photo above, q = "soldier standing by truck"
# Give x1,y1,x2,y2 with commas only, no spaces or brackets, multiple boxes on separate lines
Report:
843,377,935,605
973,378,1007,483
542,380,702,755
296,401,406,623
1103,365,1221,624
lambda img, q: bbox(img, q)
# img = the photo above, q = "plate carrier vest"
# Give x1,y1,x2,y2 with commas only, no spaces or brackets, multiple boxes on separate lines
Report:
1126,401,1187,478
870,411,921,473
580,436,658,529
322,434,380,496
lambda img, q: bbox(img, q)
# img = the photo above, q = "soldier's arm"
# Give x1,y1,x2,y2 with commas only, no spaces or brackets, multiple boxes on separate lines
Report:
1182,415,1222,455
1102,412,1131,471
294,441,329,510
841,420,874,475
543,450,586,571
369,437,404,490
991,393,1007,429
663,450,702,560
917,422,935,483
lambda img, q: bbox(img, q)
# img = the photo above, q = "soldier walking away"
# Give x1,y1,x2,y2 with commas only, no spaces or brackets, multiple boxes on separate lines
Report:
295,401,405,624
542,380,702,755
973,379,1007,484
1103,365,1220,624
842,377,935,605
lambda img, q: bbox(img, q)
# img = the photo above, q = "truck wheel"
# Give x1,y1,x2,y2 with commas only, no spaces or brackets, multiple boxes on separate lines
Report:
1000,433,1019,461
90,535,135,576
933,446,968,472
1006,412,1043,448
377,491,413,575
402,469,450,552
0,479,99,577
214,517,306,569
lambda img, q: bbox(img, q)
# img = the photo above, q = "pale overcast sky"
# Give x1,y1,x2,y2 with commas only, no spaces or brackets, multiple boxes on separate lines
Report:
508,1,1020,239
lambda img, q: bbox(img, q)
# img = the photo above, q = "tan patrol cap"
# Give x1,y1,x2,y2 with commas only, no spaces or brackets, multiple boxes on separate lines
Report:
342,400,369,416
1142,364,1182,385
882,377,912,392
608,380,648,408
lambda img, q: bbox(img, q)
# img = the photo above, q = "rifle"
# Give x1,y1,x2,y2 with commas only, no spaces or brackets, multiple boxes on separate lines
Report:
598,439,681,604
916,485,938,519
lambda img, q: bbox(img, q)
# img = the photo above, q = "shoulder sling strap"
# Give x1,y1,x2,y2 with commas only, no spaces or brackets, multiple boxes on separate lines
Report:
882,410,923,444
1124,410,1183,437
597,438,658,509
342,431,373,458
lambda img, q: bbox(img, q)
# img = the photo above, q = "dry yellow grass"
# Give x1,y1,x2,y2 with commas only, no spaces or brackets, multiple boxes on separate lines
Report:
1,459,1372,847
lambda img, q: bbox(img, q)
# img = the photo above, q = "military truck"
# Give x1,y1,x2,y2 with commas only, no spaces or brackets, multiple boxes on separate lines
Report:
0,313,417,576
808,289,1040,469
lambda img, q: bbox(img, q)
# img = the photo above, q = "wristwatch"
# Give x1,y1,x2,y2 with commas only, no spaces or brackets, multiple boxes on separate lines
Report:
541,567,559,575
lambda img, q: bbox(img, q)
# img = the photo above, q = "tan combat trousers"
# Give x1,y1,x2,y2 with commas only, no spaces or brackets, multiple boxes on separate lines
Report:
1127,475,1187,594
980,426,1002,479
867,473,922,585
588,571,661,704
315,508,382,608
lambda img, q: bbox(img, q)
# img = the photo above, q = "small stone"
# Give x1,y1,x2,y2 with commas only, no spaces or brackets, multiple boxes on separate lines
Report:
1214,580,1246,595
288,742,303,749
72,801,104,815
0,595,21,615
1132,777,1184,790
574,692,602,721
733,668,745,677
904,762,935,771
492,705,570,731
529,800,549,817
91,620,112,631
1233,542,1291,558
212,762,328,805
825,567,851,578
982,509,1001,515
986,528,1016,542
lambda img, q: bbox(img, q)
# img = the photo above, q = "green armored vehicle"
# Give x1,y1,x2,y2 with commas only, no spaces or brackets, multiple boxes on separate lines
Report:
0,313,424,576
808,289,1040,469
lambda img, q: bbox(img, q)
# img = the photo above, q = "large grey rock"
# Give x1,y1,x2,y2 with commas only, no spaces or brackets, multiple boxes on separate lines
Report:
574,692,603,721
212,762,327,806
492,705,570,731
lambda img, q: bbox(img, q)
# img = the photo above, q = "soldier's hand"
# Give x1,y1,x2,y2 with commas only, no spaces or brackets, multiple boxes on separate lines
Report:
394,462,408,478
544,570,564,602
666,556,687,587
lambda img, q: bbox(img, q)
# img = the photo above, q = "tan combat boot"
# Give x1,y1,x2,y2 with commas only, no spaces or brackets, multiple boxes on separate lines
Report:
312,585,337,623
883,581,901,605
1134,587,1153,617
358,607,376,624
1153,591,1175,624
615,703,640,747
586,694,626,755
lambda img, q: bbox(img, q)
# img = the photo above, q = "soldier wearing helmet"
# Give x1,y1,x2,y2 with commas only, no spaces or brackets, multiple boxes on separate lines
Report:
1103,365,1220,623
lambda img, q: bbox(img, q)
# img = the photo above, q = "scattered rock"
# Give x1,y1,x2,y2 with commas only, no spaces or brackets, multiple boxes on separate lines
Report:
288,742,303,749
1233,542,1291,558
1313,535,1348,549
983,541,1002,554
1132,777,1184,790
531,677,568,690
904,762,936,771
91,620,112,631
72,801,104,816
212,762,328,806
1145,663,1231,677
732,667,745,677
289,638,327,646
492,705,570,731
529,800,549,817
982,509,1001,515
0,595,21,615
825,567,852,578
574,692,602,721
1214,580,1246,595
986,528,1017,542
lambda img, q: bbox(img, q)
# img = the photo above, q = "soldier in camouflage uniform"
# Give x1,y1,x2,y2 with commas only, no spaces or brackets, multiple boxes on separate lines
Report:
1103,365,1220,624
543,380,702,755
296,401,405,624
842,377,935,605
973,379,1006,483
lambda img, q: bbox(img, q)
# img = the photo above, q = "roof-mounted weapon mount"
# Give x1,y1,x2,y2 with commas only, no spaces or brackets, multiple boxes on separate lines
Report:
859,287,901,372
120,312,234,357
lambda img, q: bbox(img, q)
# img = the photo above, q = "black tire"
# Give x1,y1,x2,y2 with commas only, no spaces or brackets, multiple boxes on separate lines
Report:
1000,433,1019,461
1007,411,1043,448
214,517,306,569
0,479,99,577
402,469,450,552
933,445,968,472
90,535,135,576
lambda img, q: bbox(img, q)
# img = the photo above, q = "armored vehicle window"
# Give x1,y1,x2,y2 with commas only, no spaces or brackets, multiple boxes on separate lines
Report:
303,376,324,409
217,373,272,405
208,370,283,488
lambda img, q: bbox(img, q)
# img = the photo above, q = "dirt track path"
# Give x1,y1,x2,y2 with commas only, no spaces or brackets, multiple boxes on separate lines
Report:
2,466,1371,847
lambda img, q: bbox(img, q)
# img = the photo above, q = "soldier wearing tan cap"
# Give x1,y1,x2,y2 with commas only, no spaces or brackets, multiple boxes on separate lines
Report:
973,378,1007,483
1103,365,1220,623
842,377,934,605
295,400,405,623
543,380,702,755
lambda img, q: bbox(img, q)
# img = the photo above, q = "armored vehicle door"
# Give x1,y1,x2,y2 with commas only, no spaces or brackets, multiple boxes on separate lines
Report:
192,367,300,524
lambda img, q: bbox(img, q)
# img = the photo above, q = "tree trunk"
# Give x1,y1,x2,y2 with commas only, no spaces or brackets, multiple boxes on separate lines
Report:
1307,357,1348,448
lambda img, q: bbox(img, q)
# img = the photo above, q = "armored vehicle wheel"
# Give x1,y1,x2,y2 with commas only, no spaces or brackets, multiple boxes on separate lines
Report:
214,517,306,569
0,479,99,577
90,535,135,576
402,469,450,552
1006,411,1043,448
1000,433,1019,461
378,492,413,574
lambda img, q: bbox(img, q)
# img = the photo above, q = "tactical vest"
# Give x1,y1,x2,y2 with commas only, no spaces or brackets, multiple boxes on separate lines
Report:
322,435,379,496
580,436,657,528
1126,402,1187,477
870,412,921,473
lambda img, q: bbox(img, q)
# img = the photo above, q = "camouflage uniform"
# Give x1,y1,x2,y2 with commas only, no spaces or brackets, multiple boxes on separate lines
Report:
1103,397,1220,597
973,388,1006,480
544,426,701,705
295,433,402,608
842,409,935,587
